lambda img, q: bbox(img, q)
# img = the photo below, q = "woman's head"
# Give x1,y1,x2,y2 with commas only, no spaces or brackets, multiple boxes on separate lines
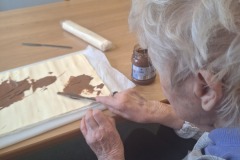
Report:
129,0,240,128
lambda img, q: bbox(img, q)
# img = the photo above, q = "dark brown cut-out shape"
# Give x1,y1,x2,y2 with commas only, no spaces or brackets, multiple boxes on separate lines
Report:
0,74,57,110
31,76,57,92
62,74,104,96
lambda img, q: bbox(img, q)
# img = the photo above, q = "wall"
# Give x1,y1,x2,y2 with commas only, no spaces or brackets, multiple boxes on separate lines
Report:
0,0,63,11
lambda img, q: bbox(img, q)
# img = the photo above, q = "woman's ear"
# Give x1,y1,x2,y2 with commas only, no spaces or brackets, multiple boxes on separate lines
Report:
193,70,222,111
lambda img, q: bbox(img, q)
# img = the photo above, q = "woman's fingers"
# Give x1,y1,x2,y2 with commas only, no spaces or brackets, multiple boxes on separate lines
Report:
80,117,87,136
92,109,116,127
80,109,124,160
82,109,113,132
85,109,99,131
108,116,116,127
92,109,108,126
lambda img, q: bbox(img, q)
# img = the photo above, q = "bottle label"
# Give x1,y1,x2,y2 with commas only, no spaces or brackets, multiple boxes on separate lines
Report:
132,64,156,80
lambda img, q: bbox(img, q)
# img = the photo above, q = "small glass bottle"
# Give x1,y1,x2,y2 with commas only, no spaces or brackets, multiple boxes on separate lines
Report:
131,44,156,85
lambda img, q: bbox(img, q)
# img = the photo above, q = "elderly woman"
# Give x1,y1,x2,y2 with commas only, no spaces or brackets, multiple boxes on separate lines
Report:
80,0,240,159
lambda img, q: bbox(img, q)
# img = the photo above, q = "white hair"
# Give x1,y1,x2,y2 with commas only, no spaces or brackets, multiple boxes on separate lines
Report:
129,0,240,127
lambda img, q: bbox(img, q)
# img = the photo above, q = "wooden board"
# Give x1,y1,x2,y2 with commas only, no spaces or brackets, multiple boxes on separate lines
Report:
0,53,110,137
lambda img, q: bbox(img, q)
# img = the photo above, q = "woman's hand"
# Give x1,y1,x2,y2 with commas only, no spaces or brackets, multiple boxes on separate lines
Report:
96,89,151,123
96,89,184,129
80,109,124,160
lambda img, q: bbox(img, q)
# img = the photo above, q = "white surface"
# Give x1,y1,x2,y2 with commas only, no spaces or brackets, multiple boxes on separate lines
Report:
0,53,110,137
0,46,135,149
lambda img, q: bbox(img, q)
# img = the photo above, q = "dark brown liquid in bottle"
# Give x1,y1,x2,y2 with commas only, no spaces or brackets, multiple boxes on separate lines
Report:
131,44,156,85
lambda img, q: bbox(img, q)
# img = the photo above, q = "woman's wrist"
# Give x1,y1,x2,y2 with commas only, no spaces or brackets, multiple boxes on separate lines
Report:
98,153,125,160
146,101,184,129
97,146,125,160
